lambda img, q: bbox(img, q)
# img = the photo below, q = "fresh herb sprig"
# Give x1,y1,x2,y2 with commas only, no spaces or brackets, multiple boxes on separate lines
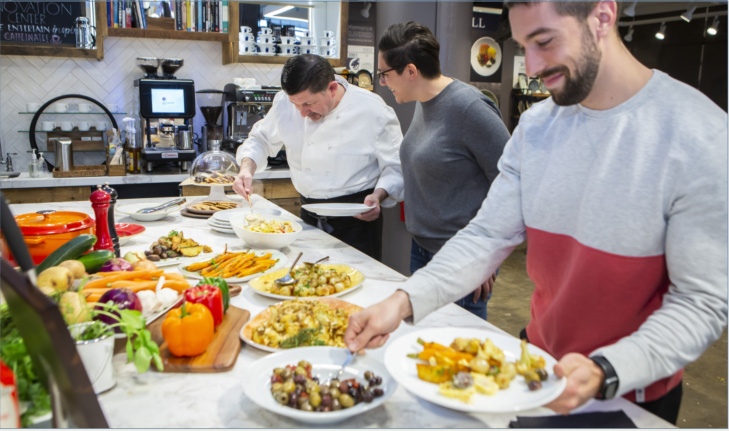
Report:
279,327,326,349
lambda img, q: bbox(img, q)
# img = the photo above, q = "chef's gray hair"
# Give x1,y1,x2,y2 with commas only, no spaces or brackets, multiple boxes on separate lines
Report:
281,54,335,95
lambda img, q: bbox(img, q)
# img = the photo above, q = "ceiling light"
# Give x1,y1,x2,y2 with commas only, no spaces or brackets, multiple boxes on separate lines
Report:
708,17,719,35
624,25,634,42
681,4,696,22
623,1,637,17
655,22,666,40
264,6,294,18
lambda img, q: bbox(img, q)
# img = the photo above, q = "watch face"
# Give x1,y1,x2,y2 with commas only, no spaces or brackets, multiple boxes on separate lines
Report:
358,71,372,87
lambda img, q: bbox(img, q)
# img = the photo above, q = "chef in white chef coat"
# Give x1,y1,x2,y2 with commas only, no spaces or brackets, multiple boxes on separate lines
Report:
234,54,404,260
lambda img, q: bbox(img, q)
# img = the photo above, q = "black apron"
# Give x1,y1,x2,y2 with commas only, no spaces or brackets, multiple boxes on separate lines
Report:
300,189,383,261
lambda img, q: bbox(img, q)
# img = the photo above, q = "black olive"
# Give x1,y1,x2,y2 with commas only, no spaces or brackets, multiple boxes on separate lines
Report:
289,392,299,406
373,388,384,398
312,376,320,383
536,369,549,381
364,371,374,381
321,394,332,407
362,390,374,403
368,377,377,387
348,387,358,398
295,383,305,393
528,380,542,391
374,376,382,386
294,374,306,384
339,382,349,393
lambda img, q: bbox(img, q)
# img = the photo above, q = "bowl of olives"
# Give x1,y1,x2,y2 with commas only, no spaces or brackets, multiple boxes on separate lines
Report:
243,347,396,424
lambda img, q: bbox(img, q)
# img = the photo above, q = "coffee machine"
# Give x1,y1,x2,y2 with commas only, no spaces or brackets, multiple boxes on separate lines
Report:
222,83,281,157
195,89,225,154
134,58,197,172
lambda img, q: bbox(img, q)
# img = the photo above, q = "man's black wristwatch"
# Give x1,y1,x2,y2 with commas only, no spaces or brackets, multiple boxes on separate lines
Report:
591,355,619,400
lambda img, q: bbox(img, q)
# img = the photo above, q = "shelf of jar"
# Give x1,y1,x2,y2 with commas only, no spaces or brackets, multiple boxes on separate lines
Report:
19,112,127,115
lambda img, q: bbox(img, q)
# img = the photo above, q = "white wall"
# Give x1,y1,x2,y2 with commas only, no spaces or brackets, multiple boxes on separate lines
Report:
0,37,283,171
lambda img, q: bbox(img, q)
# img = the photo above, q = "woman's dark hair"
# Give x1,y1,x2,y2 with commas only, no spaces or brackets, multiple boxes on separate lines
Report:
378,21,441,80
280,54,335,95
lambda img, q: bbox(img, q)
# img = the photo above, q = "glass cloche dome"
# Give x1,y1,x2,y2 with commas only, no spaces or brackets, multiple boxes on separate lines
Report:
190,141,239,184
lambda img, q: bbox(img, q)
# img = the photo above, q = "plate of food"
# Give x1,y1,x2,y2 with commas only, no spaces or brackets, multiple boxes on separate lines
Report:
178,248,287,282
383,328,565,413
186,200,240,215
243,347,396,424
192,172,236,185
248,262,365,300
133,230,214,267
470,36,502,77
240,297,362,352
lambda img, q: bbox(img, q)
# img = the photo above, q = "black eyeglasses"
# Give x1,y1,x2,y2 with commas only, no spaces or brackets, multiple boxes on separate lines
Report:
376,68,396,83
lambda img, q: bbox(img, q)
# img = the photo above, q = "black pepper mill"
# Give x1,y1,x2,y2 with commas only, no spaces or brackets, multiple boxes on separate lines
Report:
101,182,120,257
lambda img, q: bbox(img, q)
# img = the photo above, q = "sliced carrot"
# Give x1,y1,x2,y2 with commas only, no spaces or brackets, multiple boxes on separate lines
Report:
83,269,162,290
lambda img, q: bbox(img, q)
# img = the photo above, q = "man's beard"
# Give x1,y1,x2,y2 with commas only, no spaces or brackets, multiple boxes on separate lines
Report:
540,25,601,106
308,112,324,121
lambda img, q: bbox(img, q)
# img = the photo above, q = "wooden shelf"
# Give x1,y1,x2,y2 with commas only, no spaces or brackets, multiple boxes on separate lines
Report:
107,27,231,41
236,55,342,66
0,43,101,59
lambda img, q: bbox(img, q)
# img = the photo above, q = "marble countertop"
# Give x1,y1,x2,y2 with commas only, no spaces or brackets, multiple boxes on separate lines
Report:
7,198,674,429
0,168,290,189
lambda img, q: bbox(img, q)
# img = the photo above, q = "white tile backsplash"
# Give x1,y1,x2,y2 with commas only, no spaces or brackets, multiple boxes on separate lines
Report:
1,38,283,172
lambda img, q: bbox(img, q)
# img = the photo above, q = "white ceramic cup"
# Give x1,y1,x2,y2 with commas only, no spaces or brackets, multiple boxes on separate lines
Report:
302,46,319,55
241,26,253,33
239,33,255,43
281,45,299,55
54,103,69,113
302,30,314,38
324,47,337,57
321,37,337,47
257,35,273,44
323,30,335,38
78,103,92,113
258,44,276,54
240,43,256,54
105,103,119,112
280,36,296,45
95,121,107,131
301,37,316,46
260,27,273,35
26,102,40,112
78,121,91,131
61,121,74,131
41,121,56,131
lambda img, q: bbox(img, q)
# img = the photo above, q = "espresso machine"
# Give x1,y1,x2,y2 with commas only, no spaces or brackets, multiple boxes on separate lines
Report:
134,57,197,172
222,83,282,158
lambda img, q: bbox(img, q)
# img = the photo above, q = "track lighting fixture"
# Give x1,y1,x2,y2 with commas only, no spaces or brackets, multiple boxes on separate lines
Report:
655,22,666,39
707,16,719,35
624,25,634,42
623,1,637,17
681,4,697,22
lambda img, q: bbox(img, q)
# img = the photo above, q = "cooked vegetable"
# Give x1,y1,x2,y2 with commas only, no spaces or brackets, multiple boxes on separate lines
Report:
36,234,96,273
93,288,142,333
78,249,115,273
100,258,134,273
417,364,456,384
185,250,277,279
161,302,214,357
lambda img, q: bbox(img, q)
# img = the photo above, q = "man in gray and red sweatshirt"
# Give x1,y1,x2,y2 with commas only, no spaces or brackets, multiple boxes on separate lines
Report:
344,1,727,425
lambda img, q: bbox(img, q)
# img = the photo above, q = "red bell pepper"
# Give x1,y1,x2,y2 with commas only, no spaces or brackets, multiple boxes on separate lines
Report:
184,285,224,327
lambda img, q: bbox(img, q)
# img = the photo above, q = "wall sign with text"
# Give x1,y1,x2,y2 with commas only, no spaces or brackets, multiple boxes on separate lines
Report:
0,1,82,45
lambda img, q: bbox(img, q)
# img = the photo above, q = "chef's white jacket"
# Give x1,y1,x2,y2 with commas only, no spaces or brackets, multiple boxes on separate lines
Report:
236,76,404,207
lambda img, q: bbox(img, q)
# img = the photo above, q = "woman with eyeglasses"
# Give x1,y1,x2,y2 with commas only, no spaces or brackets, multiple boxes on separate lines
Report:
377,21,511,320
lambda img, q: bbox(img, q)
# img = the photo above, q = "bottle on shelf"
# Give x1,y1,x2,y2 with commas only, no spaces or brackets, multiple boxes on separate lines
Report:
123,117,141,174
28,149,40,178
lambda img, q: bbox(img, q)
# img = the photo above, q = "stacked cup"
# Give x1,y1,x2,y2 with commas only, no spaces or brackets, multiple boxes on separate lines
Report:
257,28,276,56
239,26,256,55
321,30,337,58
279,35,299,57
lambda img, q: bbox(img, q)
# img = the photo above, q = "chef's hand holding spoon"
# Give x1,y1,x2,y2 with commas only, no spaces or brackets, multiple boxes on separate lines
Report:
234,158,256,201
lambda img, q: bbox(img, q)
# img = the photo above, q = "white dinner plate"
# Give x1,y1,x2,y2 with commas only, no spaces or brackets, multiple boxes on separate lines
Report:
178,249,288,283
213,207,282,223
383,327,566,413
211,226,237,235
243,347,397,424
301,204,373,217
207,218,232,229
128,250,216,268
470,36,502,77
247,263,366,301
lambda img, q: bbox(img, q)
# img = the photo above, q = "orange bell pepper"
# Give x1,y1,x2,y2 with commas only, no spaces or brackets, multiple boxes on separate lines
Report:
161,302,214,357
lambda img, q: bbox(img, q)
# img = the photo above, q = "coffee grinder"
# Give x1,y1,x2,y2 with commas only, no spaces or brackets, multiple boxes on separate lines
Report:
195,89,225,153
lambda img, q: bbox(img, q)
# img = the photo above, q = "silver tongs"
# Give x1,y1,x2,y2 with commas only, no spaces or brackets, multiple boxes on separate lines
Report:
136,198,186,214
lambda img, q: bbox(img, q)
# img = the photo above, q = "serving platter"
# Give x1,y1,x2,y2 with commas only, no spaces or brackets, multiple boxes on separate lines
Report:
383,327,566,413
128,250,216,268
178,249,288,283
247,263,365,300
302,203,373,217
243,347,397,424
240,297,362,353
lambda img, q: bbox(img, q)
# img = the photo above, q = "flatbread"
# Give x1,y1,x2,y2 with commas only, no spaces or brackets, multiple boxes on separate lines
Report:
240,297,363,349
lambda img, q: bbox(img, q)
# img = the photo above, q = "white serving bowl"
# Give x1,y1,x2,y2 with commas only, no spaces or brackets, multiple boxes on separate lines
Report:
116,203,181,222
230,213,302,249
243,347,396,425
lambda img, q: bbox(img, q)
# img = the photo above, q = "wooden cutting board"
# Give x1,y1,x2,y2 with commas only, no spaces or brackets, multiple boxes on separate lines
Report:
147,305,250,373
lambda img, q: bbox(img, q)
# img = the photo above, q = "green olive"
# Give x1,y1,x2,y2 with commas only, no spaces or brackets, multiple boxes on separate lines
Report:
329,387,341,399
294,366,307,376
281,368,293,379
330,379,340,388
523,370,540,383
283,381,296,394
298,396,309,407
300,402,314,412
298,360,311,369
273,367,284,376
331,399,342,411
270,382,283,394
309,392,322,408
339,394,355,408
275,391,289,405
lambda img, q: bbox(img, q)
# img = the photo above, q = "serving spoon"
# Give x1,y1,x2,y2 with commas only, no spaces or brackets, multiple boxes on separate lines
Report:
274,252,303,286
